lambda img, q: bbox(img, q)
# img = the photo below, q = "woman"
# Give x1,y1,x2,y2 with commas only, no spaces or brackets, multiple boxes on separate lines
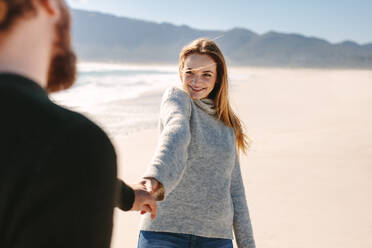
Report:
138,38,255,248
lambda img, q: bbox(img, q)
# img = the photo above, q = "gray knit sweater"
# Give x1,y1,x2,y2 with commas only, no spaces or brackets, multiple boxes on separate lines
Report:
141,86,255,248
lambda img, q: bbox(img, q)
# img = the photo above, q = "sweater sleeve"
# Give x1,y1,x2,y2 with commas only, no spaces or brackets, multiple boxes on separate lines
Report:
231,152,256,248
115,179,135,211
143,87,192,198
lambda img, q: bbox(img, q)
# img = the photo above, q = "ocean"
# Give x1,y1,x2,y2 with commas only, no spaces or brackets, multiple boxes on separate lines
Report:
50,62,248,137
50,62,179,137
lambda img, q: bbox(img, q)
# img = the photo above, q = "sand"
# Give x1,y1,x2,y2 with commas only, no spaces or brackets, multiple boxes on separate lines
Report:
109,68,372,248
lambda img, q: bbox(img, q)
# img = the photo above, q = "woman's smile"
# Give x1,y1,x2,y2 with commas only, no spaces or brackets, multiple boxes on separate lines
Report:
189,85,206,93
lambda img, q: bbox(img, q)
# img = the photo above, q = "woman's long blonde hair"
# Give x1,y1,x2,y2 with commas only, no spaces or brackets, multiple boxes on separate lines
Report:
179,38,250,154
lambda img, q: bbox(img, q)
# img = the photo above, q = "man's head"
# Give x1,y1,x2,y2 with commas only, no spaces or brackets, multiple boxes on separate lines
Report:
0,0,76,93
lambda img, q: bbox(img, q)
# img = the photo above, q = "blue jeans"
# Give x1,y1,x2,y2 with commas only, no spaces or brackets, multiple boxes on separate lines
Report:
138,231,233,248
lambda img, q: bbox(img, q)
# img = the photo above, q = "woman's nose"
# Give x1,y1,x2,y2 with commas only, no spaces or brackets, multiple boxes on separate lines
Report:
190,75,200,85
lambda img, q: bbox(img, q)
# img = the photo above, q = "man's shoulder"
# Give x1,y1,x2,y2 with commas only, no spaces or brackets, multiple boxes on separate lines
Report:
0,73,114,152
55,105,113,150
27,93,110,145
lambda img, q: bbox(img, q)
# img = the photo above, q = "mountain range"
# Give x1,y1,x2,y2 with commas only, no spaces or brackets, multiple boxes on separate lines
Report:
71,9,372,68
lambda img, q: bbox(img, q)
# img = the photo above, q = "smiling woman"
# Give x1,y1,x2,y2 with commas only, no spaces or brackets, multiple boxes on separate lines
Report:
178,38,249,153
137,38,256,248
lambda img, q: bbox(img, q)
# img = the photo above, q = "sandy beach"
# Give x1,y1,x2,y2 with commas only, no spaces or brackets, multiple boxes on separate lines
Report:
105,68,372,248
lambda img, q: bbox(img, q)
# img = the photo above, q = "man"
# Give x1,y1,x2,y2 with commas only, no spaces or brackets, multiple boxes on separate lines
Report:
0,0,156,247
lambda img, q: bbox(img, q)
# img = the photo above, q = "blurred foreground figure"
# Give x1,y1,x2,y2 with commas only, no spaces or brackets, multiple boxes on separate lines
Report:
0,1,156,247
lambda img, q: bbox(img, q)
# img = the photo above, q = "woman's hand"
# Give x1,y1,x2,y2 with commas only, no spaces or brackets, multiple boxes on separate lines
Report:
142,177,165,202
143,177,160,194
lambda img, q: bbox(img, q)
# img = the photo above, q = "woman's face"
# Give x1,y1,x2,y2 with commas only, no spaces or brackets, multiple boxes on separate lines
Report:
181,53,217,100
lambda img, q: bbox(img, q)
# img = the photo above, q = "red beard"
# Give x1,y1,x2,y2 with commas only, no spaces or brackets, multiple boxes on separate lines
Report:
46,1,77,93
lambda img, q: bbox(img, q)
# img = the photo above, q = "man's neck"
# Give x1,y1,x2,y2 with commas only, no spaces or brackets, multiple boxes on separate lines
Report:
0,58,47,87
0,16,53,88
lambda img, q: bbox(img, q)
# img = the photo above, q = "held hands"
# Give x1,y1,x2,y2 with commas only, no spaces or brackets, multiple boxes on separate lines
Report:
142,177,160,195
142,177,165,201
129,180,158,220
129,178,164,220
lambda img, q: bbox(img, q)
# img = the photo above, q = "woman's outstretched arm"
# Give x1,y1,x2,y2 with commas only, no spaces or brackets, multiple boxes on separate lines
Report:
143,87,192,199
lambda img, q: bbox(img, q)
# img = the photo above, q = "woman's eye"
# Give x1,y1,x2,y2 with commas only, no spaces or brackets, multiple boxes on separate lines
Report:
185,70,193,74
203,74,211,77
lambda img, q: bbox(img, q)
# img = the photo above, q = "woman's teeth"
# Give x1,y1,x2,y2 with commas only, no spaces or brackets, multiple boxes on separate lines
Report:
190,86,204,92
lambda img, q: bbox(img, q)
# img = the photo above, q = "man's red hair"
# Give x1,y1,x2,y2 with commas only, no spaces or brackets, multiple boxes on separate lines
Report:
0,0,40,32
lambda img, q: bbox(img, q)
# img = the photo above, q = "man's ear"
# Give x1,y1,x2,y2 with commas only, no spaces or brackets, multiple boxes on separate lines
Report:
0,1,8,24
38,0,59,17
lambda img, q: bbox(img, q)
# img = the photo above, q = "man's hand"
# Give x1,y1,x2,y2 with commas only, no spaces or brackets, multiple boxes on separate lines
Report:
130,180,157,220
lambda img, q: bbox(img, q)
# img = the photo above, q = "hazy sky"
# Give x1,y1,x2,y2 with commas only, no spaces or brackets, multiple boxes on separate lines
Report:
66,0,372,44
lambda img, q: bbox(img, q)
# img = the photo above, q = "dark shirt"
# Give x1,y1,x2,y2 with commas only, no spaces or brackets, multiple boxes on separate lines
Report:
0,73,134,247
